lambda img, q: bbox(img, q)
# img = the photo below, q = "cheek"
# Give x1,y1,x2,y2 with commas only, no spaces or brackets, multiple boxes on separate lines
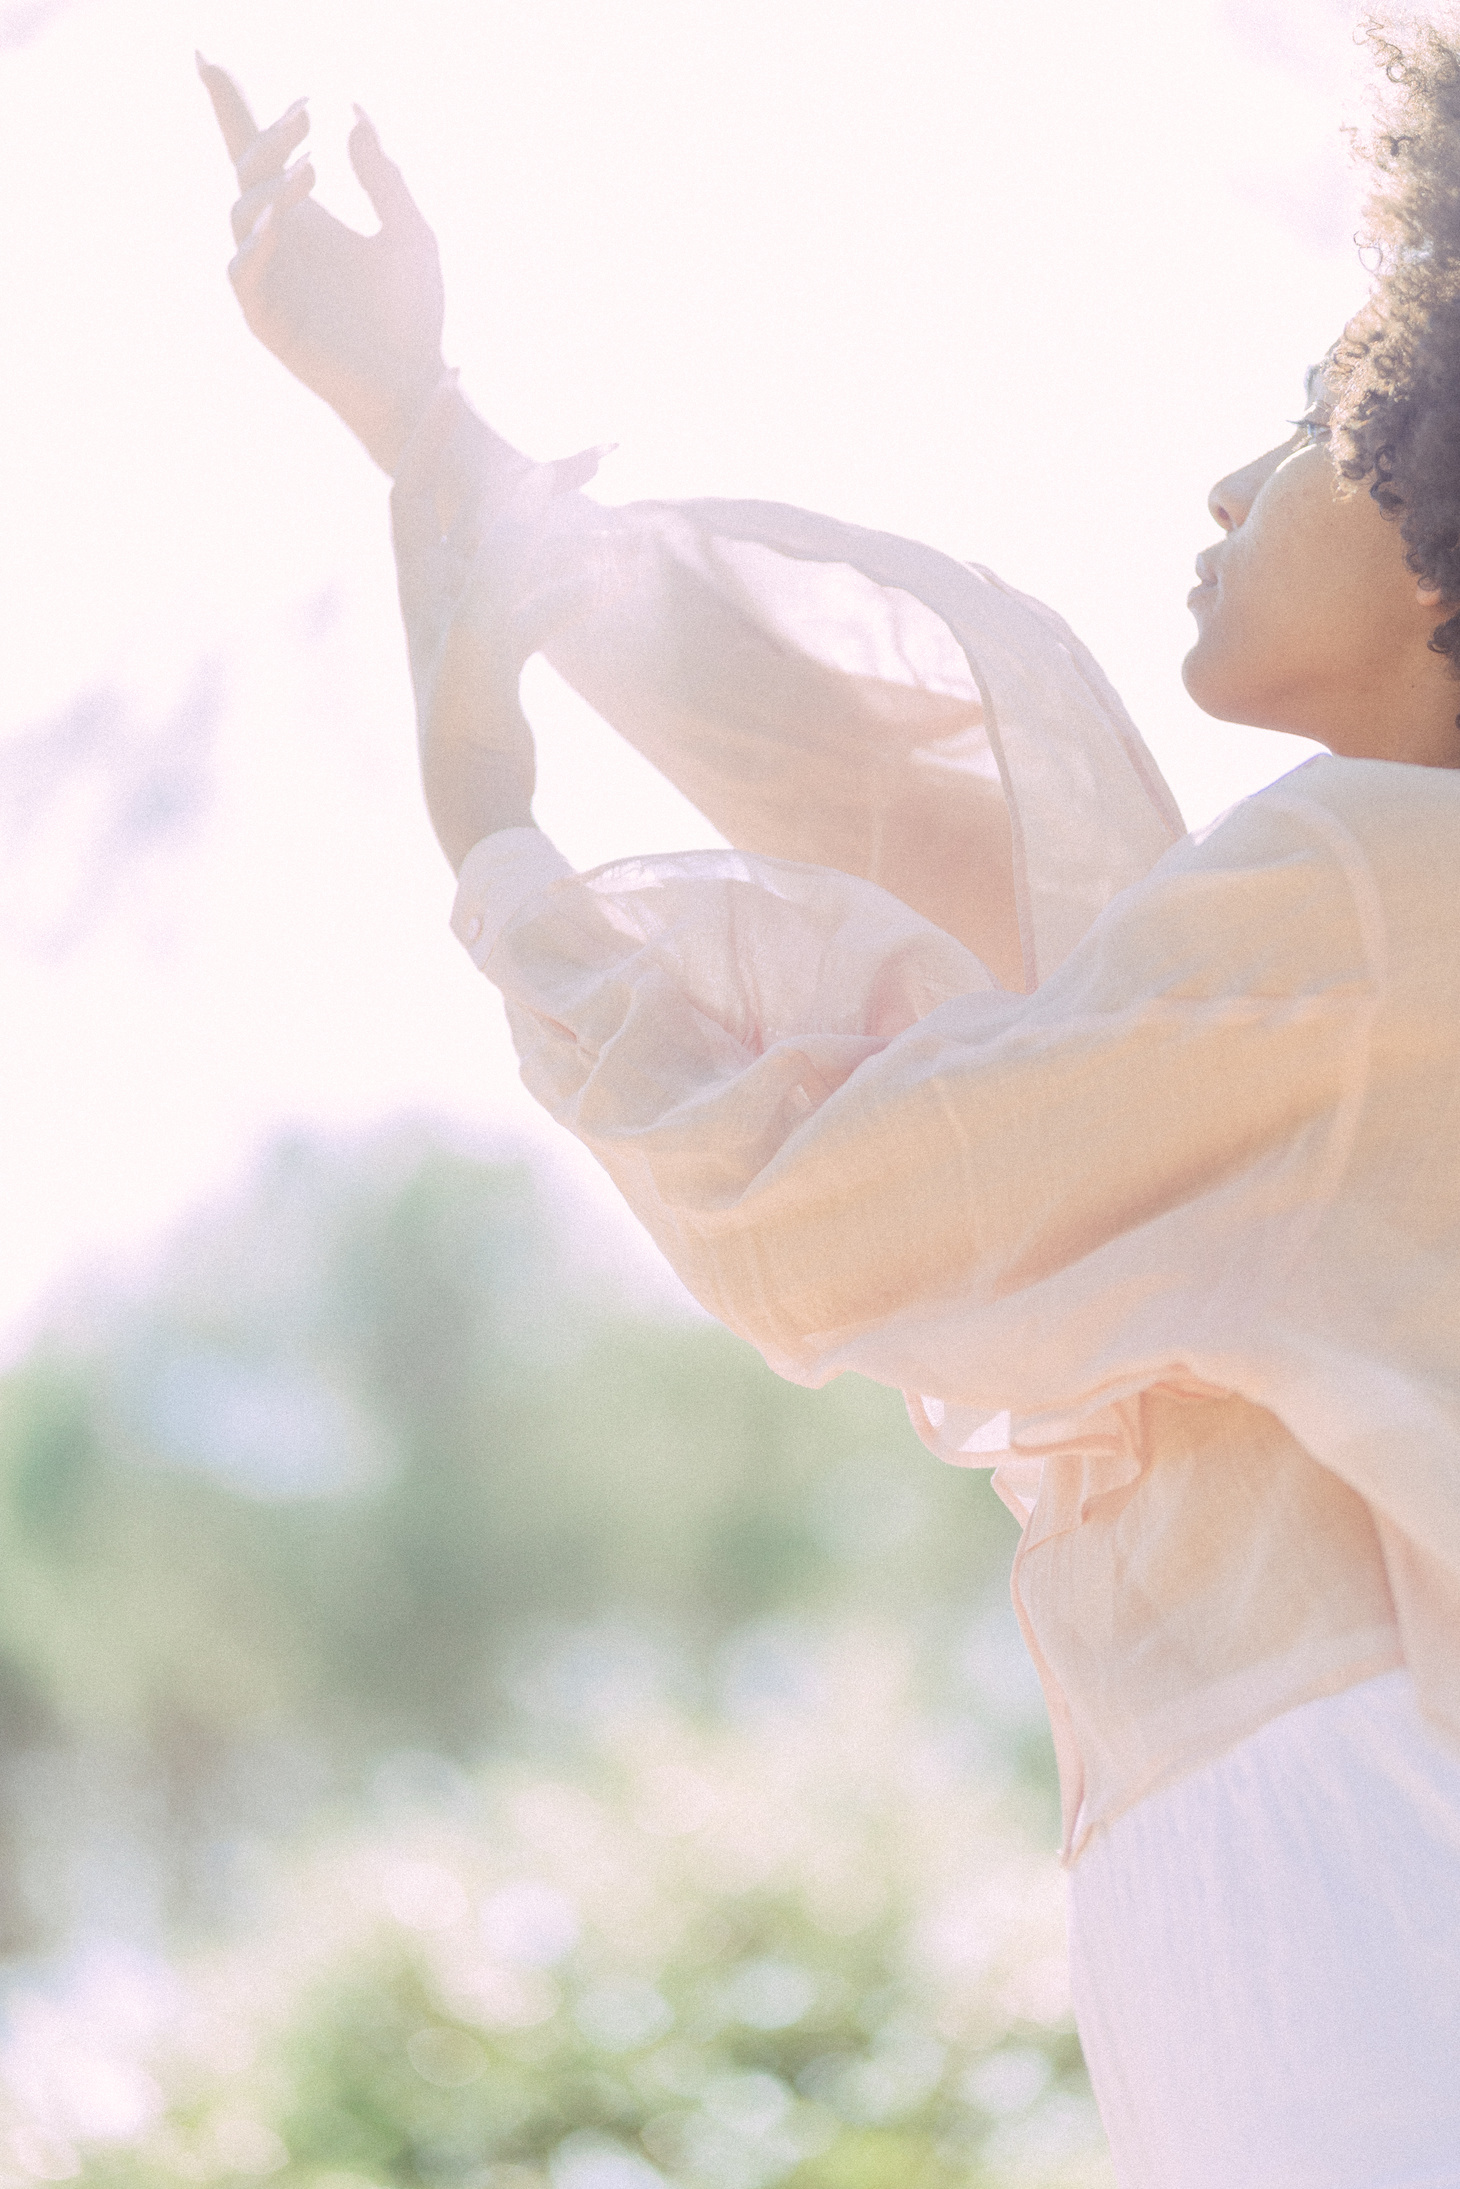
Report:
1231,473,1347,624
1183,521,1319,716
1186,470,1396,717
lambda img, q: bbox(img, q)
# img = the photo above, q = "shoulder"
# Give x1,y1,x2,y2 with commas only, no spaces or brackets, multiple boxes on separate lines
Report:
1209,757,1459,956
1048,762,1378,1011
1140,755,1460,1015
1192,753,1460,879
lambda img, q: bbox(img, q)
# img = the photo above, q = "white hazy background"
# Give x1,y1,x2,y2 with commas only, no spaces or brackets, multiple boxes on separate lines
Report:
0,0,1372,1352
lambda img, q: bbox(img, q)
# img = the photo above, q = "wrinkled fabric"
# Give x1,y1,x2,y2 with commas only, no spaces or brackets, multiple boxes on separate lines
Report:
1068,1670,1460,2186
394,395,1460,1859
1007,1384,1402,1850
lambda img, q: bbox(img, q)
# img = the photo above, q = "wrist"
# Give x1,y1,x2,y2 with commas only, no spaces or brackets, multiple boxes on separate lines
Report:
389,376,537,544
354,357,450,474
437,800,538,875
424,741,536,874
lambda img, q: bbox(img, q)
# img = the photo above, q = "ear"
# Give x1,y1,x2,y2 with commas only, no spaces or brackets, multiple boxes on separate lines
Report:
1417,580,1448,608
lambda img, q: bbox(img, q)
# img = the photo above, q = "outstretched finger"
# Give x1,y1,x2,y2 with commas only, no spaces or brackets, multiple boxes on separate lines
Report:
196,53,260,163
235,98,311,191
230,156,315,245
348,105,425,231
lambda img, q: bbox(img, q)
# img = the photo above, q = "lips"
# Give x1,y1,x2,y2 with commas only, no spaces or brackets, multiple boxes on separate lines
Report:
1188,551,1220,610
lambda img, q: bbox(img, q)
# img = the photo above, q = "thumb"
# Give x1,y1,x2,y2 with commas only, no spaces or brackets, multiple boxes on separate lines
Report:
347,105,423,230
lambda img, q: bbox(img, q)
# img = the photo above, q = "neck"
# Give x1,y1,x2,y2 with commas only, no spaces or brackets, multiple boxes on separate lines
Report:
1300,649,1460,767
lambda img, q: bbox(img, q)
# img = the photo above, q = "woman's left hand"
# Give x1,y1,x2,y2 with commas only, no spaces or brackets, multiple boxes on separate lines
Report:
199,57,447,471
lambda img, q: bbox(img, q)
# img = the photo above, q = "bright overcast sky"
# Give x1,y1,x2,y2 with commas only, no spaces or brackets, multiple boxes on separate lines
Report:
0,0,1373,1350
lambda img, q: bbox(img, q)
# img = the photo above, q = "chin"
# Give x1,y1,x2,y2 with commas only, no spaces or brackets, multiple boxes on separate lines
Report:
1180,641,1247,723
1181,651,1324,745
1180,636,1280,729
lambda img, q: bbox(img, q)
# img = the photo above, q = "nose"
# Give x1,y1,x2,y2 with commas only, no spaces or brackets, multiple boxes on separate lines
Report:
1207,443,1287,533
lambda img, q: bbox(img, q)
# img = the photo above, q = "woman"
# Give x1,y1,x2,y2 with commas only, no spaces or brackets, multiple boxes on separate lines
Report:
202,25,1460,2186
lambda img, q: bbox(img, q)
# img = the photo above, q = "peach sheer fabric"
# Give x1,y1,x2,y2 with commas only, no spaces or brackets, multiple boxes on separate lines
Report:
394,403,1460,1859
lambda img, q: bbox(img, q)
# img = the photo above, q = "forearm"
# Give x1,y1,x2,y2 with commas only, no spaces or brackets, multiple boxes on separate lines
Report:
456,793,1358,1405
390,374,534,532
390,380,546,866
423,712,536,872
455,836,1001,1377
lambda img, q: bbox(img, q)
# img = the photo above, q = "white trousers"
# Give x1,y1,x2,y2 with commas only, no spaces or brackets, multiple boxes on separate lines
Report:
1068,1670,1460,2189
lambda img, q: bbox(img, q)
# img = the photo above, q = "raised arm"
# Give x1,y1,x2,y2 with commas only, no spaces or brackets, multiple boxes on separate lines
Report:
199,61,565,863
389,389,1033,984
452,774,1368,1429
203,68,1179,984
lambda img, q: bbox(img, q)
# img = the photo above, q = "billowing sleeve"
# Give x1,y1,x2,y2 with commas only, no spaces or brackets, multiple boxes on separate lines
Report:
452,776,1376,1460
391,384,1185,995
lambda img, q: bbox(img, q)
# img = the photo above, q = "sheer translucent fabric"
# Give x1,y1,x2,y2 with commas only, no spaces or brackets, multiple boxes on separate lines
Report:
394,395,1460,1857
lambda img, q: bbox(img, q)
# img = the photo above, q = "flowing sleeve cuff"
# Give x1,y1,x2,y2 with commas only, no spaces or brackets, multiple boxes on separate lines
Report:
450,828,575,972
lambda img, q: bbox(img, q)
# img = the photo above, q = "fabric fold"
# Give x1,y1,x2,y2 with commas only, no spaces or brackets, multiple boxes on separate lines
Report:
536,493,1186,991
398,410,1460,1849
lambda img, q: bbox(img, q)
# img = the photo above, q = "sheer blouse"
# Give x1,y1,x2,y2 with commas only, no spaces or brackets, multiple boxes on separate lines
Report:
395,389,1460,1859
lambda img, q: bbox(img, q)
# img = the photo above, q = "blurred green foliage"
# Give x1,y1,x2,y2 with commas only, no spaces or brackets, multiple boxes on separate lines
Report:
0,1132,1029,1940
48,1616,1099,2189
0,1131,1097,2185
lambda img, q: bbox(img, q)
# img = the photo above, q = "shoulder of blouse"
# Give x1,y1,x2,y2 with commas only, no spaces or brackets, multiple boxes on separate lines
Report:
1185,754,1460,995
1216,750,1460,863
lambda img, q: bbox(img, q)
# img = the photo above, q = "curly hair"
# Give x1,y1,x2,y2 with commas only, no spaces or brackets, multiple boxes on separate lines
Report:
1333,15,1460,666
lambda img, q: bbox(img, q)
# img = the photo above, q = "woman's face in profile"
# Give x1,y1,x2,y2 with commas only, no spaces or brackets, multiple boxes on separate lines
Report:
1182,363,1453,762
